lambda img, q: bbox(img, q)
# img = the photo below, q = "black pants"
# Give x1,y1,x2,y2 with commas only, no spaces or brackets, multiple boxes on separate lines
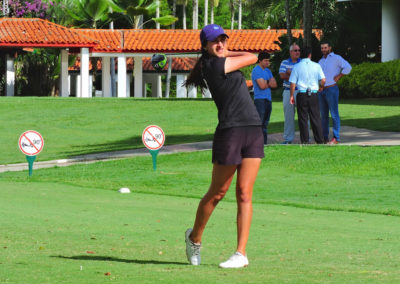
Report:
296,93,324,144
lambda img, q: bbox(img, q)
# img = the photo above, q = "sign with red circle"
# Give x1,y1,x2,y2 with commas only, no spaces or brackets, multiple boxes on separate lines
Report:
142,125,165,150
18,130,44,156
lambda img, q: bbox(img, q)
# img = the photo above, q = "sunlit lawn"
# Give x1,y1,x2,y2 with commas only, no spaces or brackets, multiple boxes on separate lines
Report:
1,96,400,164
1,146,400,283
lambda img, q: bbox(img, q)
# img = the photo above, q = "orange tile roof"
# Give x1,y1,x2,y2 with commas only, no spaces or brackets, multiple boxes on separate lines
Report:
123,29,201,53
120,29,322,54
0,18,97,48
69,57,198,72
73,29,123,52
0,18,322,54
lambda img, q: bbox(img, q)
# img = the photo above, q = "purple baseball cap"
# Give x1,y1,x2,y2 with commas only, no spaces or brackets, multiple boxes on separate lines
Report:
200,24,229,44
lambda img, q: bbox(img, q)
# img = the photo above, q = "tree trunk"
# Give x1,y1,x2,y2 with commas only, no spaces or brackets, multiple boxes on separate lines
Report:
285,0,292,45
230,0,234,30
204,0,208,26
303,0,312,49
183,3,187,29
210,1,214,24
156,6,160,29
238,0,242,29
193,0,198,29
172,0,176,29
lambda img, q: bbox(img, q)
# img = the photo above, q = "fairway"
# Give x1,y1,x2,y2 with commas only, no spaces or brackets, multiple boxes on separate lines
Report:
1,181,400,283
1,147,400,283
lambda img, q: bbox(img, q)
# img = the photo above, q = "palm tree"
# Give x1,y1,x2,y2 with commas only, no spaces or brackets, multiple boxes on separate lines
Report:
210,0,219,24
204,0,208,26
111,0,177,29
67,0,123,28
238,0,242,29
193,0,198,29
177,0,187,29
229,0,235,30
285,0,292,44
303,0,312,48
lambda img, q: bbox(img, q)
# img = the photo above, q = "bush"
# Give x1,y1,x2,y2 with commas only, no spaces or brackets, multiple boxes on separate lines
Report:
339,60,400,98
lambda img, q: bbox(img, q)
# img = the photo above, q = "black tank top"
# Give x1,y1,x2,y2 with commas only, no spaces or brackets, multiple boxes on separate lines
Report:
202,56,261,129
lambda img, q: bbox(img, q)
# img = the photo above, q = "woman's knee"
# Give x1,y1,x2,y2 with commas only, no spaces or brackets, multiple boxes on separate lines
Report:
203,185,229,204
236,187,253,204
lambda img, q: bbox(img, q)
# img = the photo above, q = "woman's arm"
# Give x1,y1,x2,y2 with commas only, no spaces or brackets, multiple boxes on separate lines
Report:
224,51,257,74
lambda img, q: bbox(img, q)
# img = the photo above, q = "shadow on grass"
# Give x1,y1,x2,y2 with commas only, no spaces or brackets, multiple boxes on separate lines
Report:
340,97,400,106
59,122,288,159
341,114,400,132
61,133,215,158
52,255,188,265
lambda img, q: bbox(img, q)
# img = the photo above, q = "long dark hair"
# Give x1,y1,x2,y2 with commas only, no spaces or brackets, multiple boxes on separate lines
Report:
184,46,209,91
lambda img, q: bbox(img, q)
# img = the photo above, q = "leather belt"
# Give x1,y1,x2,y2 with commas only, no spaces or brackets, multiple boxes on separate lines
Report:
323,83,337,90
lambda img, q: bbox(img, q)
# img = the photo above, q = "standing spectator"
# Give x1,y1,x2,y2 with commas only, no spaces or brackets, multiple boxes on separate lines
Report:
279,43,301,144
251,51,277,145
319,41,352,144
289,47,325,144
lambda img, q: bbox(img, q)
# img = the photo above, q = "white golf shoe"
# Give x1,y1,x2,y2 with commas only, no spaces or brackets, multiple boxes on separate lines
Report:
219,252,249,268
185,228,201,265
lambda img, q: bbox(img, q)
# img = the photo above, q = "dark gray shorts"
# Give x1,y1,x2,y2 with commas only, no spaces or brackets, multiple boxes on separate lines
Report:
212,126,265,165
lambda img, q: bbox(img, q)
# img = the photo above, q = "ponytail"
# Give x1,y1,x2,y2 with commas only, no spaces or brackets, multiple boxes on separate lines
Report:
184,48,209,91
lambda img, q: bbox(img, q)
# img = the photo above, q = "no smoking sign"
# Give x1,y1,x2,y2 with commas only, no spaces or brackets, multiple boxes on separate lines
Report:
19,130,44,156
142,125,165,150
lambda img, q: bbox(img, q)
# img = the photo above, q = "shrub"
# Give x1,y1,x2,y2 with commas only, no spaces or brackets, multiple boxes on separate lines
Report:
339,60,400,98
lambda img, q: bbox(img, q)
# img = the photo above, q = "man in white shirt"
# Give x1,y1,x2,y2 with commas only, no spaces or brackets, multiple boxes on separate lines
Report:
289,47,325,144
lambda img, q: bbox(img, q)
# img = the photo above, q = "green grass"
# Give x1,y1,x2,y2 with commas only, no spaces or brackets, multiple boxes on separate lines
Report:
1,96,400,164
1,147,400,283
2,146,400,216
1,95,400,282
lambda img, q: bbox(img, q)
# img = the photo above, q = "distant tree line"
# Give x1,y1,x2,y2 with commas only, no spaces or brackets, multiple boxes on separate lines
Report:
0,0,381,96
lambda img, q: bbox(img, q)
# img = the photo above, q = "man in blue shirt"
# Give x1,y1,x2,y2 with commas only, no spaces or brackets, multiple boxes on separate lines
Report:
251,51,277,144
319,41,352,144
289,46,325,144
279,43,301,144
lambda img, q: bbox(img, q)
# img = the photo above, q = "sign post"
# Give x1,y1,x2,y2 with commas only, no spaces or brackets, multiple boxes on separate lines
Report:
18,130,44,177
142,125,165,171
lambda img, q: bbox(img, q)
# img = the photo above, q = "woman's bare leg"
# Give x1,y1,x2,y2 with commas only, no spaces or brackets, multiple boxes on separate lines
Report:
235,158,261,255
190,163,237,243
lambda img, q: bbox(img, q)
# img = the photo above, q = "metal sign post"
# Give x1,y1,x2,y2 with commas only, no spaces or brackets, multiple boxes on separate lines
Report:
18,130,44,177
142,125,165,171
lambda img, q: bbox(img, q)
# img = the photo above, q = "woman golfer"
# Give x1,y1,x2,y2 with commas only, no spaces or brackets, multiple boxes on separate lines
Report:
185,24,264,268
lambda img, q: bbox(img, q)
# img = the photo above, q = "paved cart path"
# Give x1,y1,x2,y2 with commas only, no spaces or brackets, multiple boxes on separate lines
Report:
1,126,400,173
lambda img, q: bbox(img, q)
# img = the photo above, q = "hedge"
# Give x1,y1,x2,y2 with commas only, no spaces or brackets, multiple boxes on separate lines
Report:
338,59,400,98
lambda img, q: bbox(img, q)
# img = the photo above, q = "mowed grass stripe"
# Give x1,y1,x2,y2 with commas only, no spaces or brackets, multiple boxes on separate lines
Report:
1,146,399,216
1,182,399,283
1,97,400,164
